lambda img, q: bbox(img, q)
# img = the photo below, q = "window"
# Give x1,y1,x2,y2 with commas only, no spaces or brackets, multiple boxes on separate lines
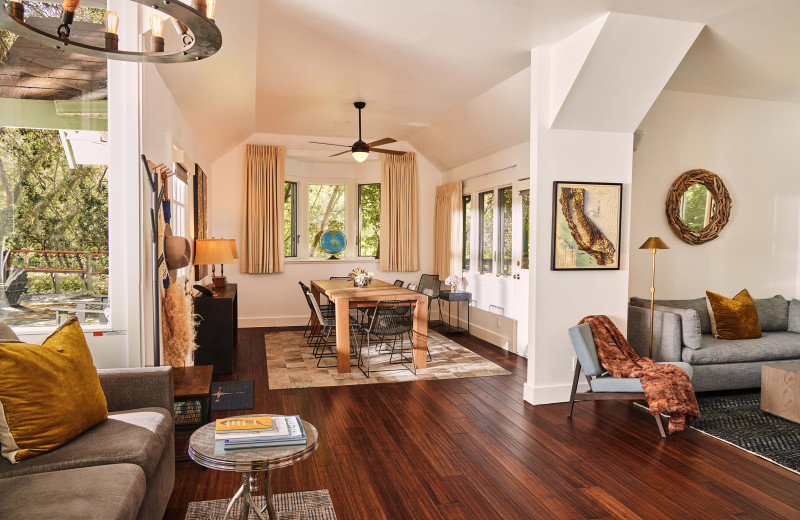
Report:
499,187,512,275
307,184,346,258
284,181,297,257
521,190,530,269
462,195,471,271
169,164,189,279
1,5,110,329
479,191,494,273
358,183,380,257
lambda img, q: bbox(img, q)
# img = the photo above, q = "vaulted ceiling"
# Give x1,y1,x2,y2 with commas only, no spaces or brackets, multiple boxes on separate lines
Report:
156,0,800,170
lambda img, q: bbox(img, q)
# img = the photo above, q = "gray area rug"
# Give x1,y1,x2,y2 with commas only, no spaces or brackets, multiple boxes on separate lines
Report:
185,489,336,519
691,391,800,474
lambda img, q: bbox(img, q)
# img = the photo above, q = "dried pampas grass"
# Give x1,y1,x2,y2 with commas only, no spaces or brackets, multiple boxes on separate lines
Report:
162,278,198,367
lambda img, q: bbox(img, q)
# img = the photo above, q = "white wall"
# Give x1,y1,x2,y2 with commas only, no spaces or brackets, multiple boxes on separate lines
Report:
139,65,212,365
208,133,442,327
630,90,800,300
441,142,530,352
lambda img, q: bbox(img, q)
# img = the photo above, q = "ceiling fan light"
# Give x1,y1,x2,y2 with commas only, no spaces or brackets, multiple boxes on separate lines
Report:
351,141,370,162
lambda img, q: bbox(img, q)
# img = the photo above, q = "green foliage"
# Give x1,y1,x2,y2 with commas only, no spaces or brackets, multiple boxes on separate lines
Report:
521,192,530,269
358,184,380,257
500,187,512,274
284,181,296,257
0,128,108,294
462,195,471,271
682,184,709,231
480,191,493,272
308,184,345,257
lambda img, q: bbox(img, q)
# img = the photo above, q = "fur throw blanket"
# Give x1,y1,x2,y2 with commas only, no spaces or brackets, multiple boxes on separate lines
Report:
579,315,700,433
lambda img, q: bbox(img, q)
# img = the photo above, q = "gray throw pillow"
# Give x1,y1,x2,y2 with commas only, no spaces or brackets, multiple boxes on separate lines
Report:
0,322,21,343
753,295,789,332
631,296,711,335
789,299,800,333
653,305,702,350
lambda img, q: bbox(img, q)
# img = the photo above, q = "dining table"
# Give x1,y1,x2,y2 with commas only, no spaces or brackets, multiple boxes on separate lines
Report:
309,279,429,373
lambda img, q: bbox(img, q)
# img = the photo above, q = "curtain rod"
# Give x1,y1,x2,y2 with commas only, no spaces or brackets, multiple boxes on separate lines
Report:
461,164,517,182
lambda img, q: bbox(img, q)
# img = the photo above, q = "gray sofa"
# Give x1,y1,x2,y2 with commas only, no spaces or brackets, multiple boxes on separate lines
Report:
627,295,800,392
0,366,175,520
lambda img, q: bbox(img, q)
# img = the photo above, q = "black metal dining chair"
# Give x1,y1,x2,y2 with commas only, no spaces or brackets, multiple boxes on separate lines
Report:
299,281,333,343
302,286,360,368
357,300,416,377
417,274,441,327
394,279,405,286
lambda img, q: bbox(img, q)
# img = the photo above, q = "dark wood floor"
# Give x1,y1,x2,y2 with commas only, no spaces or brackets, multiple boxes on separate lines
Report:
166,328,800,520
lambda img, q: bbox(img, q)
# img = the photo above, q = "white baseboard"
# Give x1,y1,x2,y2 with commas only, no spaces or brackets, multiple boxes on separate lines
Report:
523,381,590,405
440,310,518,354
238,316,307,328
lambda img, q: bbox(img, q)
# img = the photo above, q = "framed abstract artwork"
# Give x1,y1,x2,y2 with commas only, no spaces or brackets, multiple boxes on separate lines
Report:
193,164,208,281
551,181,622,271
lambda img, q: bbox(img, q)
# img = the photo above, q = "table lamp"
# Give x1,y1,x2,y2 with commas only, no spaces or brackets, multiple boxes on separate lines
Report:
194,238,236,289
639,236,669,358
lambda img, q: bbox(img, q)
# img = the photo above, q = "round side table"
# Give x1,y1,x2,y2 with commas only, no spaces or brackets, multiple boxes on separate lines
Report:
188,415,319,520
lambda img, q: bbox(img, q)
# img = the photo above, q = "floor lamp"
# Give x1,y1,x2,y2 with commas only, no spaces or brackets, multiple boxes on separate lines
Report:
639,236,669,359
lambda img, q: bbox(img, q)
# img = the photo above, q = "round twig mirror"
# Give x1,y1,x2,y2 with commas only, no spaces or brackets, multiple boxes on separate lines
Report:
666,169,731,245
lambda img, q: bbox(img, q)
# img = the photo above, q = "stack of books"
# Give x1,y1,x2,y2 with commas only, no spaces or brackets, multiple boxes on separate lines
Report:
214,415,307,451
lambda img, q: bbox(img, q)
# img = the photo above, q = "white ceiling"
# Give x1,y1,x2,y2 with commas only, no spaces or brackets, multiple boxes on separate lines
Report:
158,0,800,169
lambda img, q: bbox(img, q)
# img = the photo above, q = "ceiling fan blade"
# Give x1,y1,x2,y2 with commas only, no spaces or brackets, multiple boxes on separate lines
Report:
310,141,351,148
366,138,396,148
329,150,351,158
371,148,407,156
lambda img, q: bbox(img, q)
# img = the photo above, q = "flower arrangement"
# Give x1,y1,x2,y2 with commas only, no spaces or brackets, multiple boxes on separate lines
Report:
445,274,461,292
349,267,375,287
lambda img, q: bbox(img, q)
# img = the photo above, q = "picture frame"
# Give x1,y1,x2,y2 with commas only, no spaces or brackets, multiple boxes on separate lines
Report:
551,181,622,271
193,164,208,281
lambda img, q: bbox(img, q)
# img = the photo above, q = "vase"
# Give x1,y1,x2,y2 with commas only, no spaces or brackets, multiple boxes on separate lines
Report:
354,279,372,288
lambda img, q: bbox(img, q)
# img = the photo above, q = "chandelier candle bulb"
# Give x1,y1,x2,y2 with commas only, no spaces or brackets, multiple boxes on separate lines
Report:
150,14,165,52
206,0,216,19
104,10,119,50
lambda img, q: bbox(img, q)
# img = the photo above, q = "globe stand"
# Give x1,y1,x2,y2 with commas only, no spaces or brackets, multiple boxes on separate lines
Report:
328,255,339,260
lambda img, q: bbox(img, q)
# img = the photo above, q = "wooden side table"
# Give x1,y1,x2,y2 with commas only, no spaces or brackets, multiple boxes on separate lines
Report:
439,290,471,334
761,362,800,423
194,283,238,375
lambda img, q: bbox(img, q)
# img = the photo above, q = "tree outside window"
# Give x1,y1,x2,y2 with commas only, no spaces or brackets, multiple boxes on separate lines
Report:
308,184,346,257
358,183,380,257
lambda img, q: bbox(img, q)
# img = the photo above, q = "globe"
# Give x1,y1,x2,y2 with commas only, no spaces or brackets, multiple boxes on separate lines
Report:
320,230,346,259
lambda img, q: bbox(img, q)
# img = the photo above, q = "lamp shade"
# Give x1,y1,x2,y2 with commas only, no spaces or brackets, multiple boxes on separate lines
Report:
226,239,239,260
639,236,669,250
194,238,235,265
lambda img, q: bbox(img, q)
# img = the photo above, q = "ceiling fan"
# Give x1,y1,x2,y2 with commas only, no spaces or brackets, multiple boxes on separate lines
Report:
310,102,407,162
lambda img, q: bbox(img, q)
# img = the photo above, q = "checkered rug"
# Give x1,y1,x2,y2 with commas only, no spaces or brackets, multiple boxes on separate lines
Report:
265,329,511,389
185,489,335,519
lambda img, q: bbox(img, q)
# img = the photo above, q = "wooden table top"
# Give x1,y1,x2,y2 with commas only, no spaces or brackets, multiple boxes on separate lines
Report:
173,365,214,398
311,279,425,302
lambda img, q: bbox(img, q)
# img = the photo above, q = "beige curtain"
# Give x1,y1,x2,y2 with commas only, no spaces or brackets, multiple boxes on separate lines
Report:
379,153,419,272
241,144,286,274
433,181,463,277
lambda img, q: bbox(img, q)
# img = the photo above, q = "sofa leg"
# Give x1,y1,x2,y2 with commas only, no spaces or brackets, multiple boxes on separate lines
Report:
567,362,582,418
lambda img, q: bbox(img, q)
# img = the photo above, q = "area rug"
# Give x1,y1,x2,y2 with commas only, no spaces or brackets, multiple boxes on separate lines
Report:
185,489,335,519
639,391,800,474
265,329,511,389
210,380,254,412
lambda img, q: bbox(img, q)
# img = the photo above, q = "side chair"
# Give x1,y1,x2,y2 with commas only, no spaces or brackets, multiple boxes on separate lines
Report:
566,323,694,438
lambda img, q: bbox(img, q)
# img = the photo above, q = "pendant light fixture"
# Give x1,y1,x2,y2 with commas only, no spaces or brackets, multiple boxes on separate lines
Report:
0,0,222,63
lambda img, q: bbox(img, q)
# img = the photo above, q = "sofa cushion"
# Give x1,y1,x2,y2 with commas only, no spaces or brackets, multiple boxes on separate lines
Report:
631,296,712,335
706,289,761,340
0,407,171,480
754,295,788,332
654,305,702,350
681,332,800,365
590,362,693,392
0,463,145,520
790,299,800,333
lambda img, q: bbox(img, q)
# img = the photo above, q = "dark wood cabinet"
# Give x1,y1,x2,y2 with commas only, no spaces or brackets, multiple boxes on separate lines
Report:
193,283,238,374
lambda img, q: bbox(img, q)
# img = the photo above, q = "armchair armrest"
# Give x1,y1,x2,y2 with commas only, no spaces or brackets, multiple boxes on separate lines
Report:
627,306,682,362
97,367,174,417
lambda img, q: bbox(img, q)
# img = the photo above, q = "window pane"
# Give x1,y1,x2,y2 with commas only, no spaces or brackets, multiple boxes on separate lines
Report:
284,181,297,257
308,184,346,258
358,184,380,257
462,195,471,271
499,187,512,275
479,191,494,273
522,191,530,269
1,7,110,328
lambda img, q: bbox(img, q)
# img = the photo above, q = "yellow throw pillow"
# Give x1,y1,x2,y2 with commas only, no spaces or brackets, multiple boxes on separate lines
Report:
0,317,108,463
706,289,762,340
